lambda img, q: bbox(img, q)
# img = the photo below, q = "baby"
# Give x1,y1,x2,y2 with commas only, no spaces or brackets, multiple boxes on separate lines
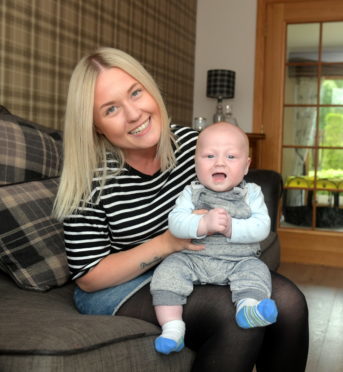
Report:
150,122,278,355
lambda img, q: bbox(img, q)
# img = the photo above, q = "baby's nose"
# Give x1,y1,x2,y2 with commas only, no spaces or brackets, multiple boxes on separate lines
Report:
214,157,225,166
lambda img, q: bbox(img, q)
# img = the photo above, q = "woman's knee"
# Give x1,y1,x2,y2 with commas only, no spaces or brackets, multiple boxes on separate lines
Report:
271,271,308,318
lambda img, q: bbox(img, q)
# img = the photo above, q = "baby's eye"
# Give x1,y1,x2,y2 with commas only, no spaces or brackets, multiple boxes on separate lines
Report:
207,154,215,159
227,154,235,159
105,105,118,116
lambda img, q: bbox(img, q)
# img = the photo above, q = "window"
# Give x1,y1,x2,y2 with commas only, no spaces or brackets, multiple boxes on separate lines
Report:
281,22,343,231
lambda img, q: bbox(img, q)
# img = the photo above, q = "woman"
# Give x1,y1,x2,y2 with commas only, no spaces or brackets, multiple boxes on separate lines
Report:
54,47,308,371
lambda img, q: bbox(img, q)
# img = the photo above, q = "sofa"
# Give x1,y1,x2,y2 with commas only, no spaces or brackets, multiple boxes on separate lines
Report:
0,109,282,372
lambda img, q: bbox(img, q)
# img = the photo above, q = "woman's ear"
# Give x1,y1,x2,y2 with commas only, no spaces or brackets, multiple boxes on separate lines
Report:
94,123,103,134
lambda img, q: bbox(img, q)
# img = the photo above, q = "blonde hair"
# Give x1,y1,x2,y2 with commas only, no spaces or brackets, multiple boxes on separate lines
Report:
53,47,176,220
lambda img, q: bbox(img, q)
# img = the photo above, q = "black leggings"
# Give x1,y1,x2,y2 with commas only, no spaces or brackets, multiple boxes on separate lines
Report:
117,271,309,372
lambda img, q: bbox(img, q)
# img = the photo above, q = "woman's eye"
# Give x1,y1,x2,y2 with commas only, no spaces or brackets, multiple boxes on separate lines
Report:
105,105,117,116
132,88,142,98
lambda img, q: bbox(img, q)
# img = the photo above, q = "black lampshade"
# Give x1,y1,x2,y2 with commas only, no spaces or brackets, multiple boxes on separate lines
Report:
206,70,235,99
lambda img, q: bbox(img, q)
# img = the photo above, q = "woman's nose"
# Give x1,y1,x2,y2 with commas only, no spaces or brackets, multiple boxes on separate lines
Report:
124,102,141,122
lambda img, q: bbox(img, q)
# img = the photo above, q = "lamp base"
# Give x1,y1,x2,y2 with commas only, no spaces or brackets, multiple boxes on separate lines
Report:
223,104,238,126
213,99,225,123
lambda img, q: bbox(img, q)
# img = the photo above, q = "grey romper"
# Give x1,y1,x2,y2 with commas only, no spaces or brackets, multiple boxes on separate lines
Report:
150,182,272,306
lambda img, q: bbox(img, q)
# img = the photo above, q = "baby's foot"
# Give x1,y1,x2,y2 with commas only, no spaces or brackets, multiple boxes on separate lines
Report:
155,336,184,355
154,319,185,355
236,298,278,329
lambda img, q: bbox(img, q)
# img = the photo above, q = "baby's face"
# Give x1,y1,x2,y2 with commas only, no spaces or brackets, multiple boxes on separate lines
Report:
195,123,251,192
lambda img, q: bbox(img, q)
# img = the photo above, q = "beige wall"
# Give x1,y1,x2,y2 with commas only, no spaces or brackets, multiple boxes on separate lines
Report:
193,0,257,132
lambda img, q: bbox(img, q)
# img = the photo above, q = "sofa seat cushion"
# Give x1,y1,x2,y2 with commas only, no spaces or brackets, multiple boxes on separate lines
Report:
0,177,69,291
1,278,157,354
0,272,194,371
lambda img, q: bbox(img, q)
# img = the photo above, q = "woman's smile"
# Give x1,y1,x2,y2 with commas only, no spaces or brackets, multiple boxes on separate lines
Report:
129,118,151,135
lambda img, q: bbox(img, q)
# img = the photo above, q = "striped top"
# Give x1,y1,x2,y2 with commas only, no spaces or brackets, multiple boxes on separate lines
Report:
63,125,198,279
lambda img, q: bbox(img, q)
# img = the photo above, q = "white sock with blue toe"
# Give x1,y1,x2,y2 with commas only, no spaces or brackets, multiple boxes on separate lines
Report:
155,320,185,355
236,298,278,329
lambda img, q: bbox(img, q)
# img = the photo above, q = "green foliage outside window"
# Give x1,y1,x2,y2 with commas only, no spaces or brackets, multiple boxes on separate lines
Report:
319,113,343,171
319,79,343,174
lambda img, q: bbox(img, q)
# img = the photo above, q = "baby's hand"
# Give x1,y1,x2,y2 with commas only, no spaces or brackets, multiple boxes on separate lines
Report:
198,208,232,237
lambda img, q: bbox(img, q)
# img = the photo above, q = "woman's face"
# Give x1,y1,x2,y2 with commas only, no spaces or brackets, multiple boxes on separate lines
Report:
93,68,162,155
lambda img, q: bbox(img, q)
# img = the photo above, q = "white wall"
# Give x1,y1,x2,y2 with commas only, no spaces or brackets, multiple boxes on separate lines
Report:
193,0,257,132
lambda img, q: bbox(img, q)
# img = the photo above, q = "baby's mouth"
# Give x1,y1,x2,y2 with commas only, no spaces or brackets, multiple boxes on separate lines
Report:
212,172,227,182
129,119,150,135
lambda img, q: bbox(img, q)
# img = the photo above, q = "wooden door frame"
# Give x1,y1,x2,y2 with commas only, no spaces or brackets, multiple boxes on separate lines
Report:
253,0,312,133
254,0,343,143
253,0,343,267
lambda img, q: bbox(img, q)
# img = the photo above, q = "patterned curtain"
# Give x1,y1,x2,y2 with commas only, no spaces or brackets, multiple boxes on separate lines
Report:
287,77,317,206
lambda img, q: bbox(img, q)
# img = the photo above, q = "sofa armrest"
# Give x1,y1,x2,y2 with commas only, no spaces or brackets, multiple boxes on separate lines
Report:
244,169,283,232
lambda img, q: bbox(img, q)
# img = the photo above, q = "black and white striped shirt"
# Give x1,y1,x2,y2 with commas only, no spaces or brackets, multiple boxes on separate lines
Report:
63,125,198,279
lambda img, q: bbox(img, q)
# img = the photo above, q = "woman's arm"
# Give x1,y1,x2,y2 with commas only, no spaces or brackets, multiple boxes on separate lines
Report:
76,230,202,292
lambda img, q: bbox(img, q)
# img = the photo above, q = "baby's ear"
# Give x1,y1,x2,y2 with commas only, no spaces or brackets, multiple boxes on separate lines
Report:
244,158,251,175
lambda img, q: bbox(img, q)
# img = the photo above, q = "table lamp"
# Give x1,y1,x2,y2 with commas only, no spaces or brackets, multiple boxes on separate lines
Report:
206,69,236,123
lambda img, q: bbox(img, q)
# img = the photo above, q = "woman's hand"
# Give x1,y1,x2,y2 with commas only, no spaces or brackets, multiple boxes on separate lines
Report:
160,230,204,255
193,209,208,215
